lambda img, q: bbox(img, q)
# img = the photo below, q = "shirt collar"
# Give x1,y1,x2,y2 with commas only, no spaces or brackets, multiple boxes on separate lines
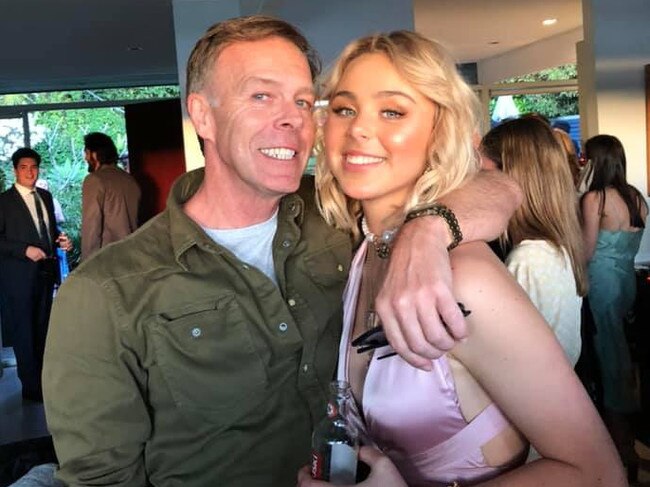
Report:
14,182,36,196
167,169,306,263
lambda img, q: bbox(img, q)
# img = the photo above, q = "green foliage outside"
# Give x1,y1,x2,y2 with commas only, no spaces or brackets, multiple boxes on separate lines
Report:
0,86,179,266
489,64,579,119
0,86,179,106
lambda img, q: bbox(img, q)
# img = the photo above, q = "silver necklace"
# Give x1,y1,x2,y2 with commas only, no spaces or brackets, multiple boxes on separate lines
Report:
361,217,399,259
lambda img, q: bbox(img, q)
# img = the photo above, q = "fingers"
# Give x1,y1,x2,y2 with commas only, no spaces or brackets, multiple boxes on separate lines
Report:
358,447,407,487
376,297,436,370
376,285,459,367
296,465,347,487
436,291,468,341
358,446,386,465
296,465,313,486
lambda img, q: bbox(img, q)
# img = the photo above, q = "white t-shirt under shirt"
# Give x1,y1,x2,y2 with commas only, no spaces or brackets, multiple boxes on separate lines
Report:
505,239,582,366
203,210,278,285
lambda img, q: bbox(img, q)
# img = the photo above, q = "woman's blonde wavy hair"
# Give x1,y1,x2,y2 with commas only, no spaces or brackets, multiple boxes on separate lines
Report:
480,117,588,296
315,31,481,238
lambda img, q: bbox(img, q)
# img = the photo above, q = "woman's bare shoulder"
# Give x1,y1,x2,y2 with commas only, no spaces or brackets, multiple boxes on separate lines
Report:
449,242,512,287
448,241,534,322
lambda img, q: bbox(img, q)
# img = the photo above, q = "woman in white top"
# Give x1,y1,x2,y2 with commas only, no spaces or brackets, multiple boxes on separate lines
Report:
480,117,587,366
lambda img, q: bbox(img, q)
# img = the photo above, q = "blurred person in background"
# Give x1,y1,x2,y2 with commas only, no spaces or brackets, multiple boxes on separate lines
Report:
581,134,648,482
481,117,587,367
553,127,581,187
81,132,141,260
0,148,71,401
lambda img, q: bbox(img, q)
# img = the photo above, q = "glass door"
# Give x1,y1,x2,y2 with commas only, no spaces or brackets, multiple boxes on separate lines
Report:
0,113,28,191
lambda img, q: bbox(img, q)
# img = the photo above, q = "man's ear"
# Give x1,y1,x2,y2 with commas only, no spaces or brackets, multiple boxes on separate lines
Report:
187,92,215,143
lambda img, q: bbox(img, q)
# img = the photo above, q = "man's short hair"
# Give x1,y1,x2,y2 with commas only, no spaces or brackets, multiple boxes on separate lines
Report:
84,132,118,165
186,15,321,97
11,147,41,168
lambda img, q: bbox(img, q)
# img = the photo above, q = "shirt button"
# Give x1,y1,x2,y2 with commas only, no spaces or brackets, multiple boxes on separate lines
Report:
278,322,288,332
302,364,310,373
337,264,344,272
191,327,202,338
282,240,291,248
288,298,296,307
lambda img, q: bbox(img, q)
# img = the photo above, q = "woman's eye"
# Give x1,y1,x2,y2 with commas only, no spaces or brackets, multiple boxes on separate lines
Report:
382,109,404,119
331,106,356,117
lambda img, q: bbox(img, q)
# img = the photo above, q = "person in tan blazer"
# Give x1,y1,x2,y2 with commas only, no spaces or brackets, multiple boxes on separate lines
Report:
81,132,141,260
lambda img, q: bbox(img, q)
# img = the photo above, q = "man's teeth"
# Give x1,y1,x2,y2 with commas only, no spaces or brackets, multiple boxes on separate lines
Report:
346,155,384,165
260,148,296,160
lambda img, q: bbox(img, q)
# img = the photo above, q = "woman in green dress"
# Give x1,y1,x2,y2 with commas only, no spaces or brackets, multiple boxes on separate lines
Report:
581,134,648,479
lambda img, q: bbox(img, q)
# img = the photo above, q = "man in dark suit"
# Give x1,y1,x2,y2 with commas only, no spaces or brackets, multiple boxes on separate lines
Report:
0,148,71,401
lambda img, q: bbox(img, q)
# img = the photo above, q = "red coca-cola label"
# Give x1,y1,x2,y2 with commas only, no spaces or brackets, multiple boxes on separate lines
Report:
311,451,324,479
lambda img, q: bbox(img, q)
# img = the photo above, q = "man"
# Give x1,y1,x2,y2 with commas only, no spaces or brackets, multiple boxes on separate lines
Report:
44,16,520,486
81,132,141,260
0,148,71,401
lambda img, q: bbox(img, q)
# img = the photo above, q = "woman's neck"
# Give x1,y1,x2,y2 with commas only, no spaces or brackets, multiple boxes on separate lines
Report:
361,200,404,236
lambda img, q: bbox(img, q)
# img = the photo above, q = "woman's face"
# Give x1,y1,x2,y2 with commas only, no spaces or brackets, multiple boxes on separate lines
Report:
324,53,436,215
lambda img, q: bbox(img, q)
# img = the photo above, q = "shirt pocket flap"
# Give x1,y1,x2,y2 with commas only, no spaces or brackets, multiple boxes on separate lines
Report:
303,240,350,288
149,294,267,422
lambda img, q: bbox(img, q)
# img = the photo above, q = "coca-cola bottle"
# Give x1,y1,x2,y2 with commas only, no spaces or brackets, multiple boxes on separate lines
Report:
311,380,360,484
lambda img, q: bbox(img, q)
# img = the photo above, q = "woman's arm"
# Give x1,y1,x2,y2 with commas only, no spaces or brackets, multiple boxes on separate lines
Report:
450,242,625,486
580,191,601,262
378,170,522,370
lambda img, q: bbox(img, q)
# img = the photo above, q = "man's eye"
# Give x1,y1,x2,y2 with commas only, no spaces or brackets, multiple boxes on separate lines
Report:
382,109,404,119
296,99,314,110
252,93,270,101
331,107,356,117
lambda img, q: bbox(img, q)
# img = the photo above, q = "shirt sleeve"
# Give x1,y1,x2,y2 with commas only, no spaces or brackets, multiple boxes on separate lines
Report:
506,243,581,365
0,198,29,259
43,275,150,485
81,175,104,261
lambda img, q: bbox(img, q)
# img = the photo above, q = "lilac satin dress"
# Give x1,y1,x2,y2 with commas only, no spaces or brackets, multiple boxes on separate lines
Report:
338,241,520,486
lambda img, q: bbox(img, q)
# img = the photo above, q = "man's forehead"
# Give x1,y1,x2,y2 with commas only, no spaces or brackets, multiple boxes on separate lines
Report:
240,76,315,95
215,37,312,80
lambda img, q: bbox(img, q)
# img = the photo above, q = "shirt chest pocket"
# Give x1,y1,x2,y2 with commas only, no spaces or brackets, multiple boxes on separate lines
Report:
148,295,267,423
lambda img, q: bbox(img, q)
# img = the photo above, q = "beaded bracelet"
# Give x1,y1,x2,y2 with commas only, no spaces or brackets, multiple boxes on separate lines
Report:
405,203,463,251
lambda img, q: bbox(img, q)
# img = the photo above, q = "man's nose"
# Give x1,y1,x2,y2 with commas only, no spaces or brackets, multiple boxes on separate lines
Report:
276,100,306,130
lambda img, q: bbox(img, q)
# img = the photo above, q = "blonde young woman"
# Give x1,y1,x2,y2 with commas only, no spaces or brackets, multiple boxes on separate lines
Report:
480,117,587,367
298,31,623,487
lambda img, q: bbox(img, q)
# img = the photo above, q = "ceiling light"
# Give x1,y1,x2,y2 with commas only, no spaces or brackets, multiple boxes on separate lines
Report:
542,18,558,26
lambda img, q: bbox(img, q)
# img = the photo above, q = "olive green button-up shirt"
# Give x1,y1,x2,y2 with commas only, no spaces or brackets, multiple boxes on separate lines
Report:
43,169,352,487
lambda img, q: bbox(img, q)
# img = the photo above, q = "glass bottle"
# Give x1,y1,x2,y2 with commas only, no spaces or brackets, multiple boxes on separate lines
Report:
311,380,359,484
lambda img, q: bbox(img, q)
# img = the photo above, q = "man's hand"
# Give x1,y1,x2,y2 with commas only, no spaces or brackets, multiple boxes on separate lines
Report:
25,245,47,262
376,216,467,370
56,232,73,252
296,446,407,487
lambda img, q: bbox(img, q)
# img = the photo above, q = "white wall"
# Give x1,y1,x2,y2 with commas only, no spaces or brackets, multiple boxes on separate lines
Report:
581,0,650,263
171,0,241,171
